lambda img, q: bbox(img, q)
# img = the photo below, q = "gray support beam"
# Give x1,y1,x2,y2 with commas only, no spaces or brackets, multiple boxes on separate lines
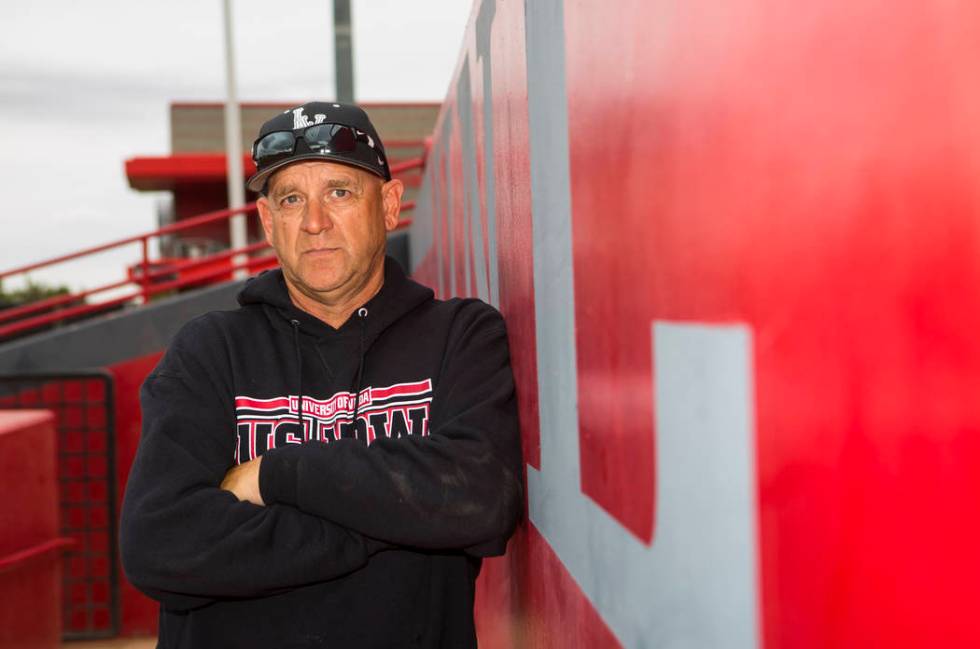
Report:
333,0,354,102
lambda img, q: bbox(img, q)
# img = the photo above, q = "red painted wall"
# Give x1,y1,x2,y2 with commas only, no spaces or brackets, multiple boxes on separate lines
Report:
411,0,980,646
0,367,164,637
0,411,64,649
109,352,164,635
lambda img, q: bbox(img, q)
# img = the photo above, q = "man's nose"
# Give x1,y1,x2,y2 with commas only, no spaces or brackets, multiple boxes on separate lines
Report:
301,199,333,234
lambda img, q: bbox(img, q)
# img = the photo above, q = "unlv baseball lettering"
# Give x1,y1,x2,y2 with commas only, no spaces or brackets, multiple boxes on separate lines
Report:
234,379,434,463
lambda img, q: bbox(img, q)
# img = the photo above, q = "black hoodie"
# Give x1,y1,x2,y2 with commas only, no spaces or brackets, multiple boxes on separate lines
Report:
119,258,523,648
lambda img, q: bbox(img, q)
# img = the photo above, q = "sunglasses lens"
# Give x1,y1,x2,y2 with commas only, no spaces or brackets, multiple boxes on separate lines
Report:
304,124,357,152
255,131,297,162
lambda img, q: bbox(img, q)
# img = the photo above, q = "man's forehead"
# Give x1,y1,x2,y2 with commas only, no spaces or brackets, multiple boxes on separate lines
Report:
267,161,374,194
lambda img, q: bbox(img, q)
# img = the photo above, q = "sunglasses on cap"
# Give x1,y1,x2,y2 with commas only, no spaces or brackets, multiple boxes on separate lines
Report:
251,123,383,166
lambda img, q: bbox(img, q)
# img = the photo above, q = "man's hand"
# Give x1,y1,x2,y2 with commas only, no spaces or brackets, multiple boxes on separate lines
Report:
220,456,265,506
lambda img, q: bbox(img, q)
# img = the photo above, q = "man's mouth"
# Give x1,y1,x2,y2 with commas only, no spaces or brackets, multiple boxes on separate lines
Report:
302,247,339,256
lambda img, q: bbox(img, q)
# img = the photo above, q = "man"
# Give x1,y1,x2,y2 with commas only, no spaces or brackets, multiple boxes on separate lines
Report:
120,102,523,648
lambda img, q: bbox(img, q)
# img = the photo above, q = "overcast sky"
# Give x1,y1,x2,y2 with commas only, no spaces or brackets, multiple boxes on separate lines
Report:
0,0,471,291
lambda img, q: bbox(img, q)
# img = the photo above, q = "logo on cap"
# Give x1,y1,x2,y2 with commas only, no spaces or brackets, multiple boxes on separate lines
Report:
292,108,327,130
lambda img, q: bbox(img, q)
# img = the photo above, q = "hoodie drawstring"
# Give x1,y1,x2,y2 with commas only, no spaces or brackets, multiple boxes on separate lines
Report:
291,310,369,444
290,319,308,439
352,307,368,441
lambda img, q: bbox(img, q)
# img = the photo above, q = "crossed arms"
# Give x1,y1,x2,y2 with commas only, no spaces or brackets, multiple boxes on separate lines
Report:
119,308,522,609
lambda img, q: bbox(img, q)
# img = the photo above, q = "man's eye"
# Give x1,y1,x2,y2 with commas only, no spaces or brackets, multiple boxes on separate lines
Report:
280,195,302,207
330,189,350,199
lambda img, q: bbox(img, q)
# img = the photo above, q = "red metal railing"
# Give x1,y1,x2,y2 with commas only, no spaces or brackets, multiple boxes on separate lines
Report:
0,537,76,575
0,157,423,341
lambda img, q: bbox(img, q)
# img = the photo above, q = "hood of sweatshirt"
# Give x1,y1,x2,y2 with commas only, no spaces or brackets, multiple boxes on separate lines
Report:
237,255,433,344
236,256,435,434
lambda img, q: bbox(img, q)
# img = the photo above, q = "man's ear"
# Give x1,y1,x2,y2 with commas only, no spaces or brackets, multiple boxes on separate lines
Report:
381,179,405,232
257,196,275,245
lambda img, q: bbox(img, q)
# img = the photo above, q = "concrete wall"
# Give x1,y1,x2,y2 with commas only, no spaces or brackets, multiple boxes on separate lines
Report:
0,281,243,375
410,1,980,646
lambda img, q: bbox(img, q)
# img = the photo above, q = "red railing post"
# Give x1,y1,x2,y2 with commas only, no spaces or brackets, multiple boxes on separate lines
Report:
140,236,150,304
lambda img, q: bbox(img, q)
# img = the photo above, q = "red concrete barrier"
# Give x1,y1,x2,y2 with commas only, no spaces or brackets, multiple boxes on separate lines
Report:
0,410,74,648
416,0,980,645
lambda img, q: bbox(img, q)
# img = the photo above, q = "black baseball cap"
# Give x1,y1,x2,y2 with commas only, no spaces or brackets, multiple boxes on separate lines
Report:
247,101,391,193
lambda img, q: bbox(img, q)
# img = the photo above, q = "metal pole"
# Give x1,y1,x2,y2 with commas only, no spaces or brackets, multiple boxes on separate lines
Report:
222,0,248,280
334,0,354,102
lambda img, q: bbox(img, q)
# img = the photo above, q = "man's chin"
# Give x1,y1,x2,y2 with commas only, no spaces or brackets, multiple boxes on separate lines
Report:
300,278,347,295
293,259,346,288
295,269,354,295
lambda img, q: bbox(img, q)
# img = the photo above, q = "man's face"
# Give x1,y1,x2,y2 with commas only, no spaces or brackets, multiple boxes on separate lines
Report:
257,160,402,303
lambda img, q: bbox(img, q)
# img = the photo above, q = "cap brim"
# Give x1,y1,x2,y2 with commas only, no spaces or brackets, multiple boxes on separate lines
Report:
246,153,390,193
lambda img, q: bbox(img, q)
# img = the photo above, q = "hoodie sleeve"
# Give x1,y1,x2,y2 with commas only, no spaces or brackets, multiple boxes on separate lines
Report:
119,316,380,611
258,302,523,556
